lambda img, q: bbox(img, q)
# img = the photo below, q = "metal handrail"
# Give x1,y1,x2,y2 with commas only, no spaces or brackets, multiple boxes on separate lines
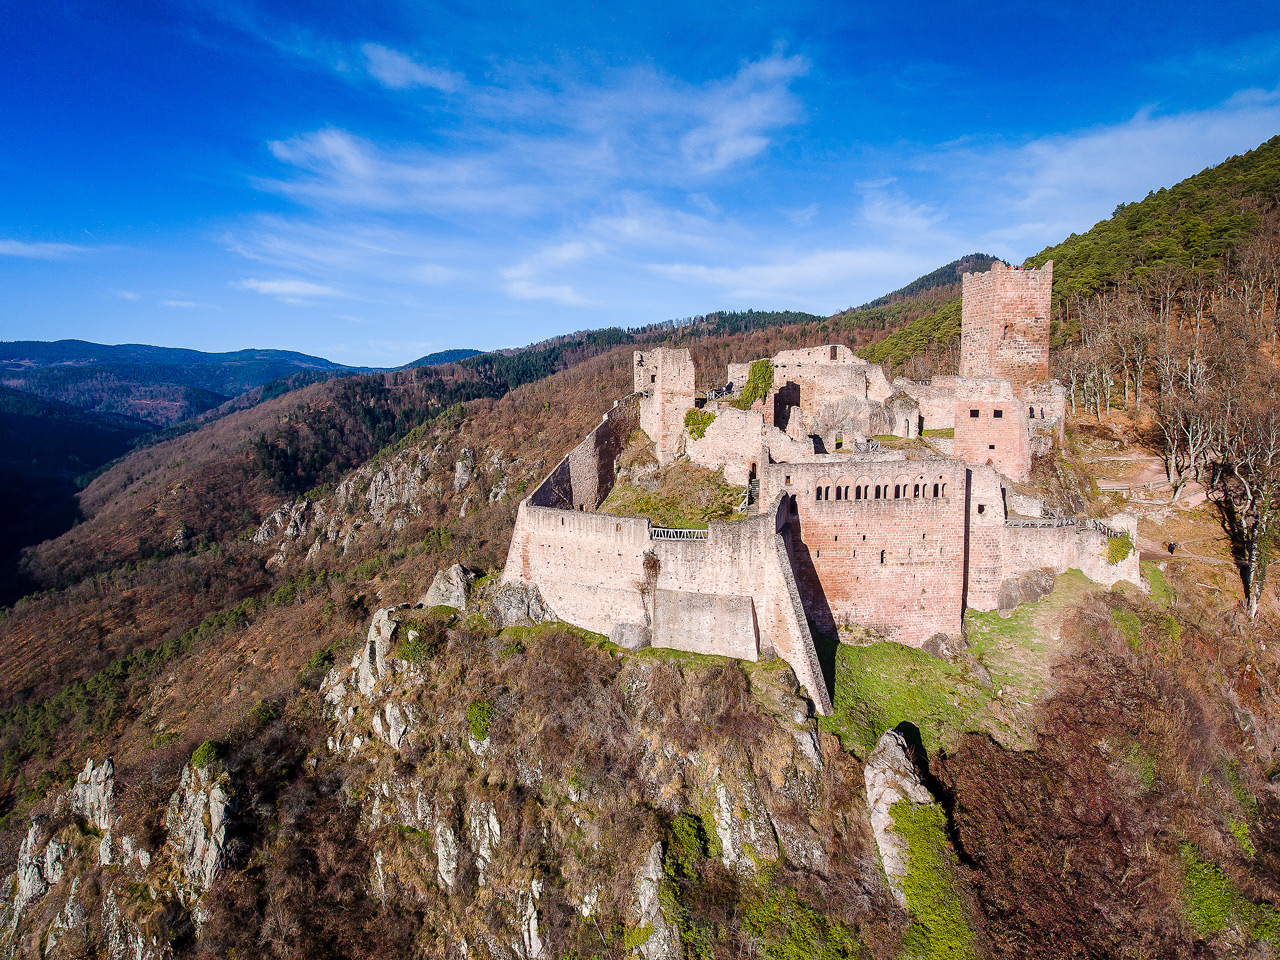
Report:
650,527,709,541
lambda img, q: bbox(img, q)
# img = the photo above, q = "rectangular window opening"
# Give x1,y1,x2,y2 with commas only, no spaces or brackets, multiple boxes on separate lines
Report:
993,409,1003,418
969,409,980,418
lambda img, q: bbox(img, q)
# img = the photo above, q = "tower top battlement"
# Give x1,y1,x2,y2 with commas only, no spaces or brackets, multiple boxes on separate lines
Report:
960,260,1053,386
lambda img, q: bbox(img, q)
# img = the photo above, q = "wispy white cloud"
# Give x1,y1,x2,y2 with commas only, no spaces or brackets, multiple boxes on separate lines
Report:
361,43,461,91
913,86,1280,256
161,299,206,308
111,289,143,301
0,239,88,259
234,277,348,303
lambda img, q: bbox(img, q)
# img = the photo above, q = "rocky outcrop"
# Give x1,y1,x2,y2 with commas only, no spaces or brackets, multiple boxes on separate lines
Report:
863,729,932,908
165,763,233,905
485,579,555,628
420,564,475,611
631,842,681,960
996,568,1056,612
355,606,399,698
66,757,114,832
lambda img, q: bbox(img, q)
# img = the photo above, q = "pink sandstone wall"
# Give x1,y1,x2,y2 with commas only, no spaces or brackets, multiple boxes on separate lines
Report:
952,379,1031,482
960,262,1053,386
684,405,767,486
503,489,833,715
759,458,968,644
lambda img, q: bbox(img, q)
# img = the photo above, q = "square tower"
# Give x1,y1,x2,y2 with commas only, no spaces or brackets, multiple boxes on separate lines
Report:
960,261,1052,386
634,348,696,465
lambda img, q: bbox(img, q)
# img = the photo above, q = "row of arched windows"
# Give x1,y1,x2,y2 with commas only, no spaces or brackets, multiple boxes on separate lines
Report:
814,479,947,502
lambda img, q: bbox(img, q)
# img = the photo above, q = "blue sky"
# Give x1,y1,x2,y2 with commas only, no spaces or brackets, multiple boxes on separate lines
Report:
2,1,1279,366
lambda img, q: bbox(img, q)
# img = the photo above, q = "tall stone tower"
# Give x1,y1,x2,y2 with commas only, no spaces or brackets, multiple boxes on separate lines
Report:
960,261,1053,386
634,348,696,466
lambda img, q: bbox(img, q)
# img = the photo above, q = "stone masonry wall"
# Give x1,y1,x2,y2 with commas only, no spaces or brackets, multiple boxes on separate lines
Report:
684,405,767,486
953,379,1032,482
960,261,1052,386
635,348,695,466
503,490,833,715
760,458,968,644
531,395,640,511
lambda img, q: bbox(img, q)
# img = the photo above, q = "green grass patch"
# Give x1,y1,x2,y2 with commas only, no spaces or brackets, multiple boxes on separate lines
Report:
1141,561,1174,607
743,877,864,960
893,800,974,960
1124,743,1158,790
684,408,716,440
1111,609,1142,651
466,700,493,741
191,740,218,769
731,359,774,410
1182,845,1279,942
818,642,995,756
922,428,954,438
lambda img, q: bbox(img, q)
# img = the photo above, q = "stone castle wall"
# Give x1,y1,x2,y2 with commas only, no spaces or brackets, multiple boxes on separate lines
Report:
952,379,1032,482
504,488,833,715
531,394,640,511
960,261,1052,386
635,348,695,466
759,458,968,644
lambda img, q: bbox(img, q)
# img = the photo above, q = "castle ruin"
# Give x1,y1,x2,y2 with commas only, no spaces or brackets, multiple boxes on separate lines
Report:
502,261,1139,715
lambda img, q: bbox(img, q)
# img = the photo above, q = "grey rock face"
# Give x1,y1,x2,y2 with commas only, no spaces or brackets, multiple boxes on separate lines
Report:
996,568,1056,611
421,564,475,612
165,763,233,903
631,842,681,960
488,580,555,628
863,730,932,909
435,824,459,891
67,756,115,832
356,607,399,698
11,823,52,928
610,622,651,651
453,450,475,492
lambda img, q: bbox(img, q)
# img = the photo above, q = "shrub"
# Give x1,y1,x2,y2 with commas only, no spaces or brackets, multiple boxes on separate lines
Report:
1111,609,1142,651
743,879,863,960
684,408,716,440
1182,844,1279,941
466,700,493,741
191,740,218,769
1106,531,1134,565
732,360,774,410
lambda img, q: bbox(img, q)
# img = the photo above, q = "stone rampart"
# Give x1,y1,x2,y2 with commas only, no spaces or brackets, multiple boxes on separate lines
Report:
503,487,833,714
530,394,640,511
684,405,767,486
635,348,695,466
760,458,968,644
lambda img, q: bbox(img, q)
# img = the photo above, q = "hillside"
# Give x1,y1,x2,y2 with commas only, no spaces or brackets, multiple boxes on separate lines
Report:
0,141,1279,959
0,388,148,605
849,135,1280,372
0,294,1276,958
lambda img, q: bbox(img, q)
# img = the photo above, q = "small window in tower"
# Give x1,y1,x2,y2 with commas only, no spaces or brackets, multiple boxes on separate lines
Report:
989,444,996,450
993,409,1003,418
1029,406,1035,418
785,474,791,485
880,550,886,564
834,535,838,541
650,374,656,383
978,504,986,514
830,345,838,360
970,409,980,418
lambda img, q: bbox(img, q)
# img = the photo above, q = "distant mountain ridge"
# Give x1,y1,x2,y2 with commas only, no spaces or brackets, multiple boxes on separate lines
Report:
399,348,483,369
857,253,1003,309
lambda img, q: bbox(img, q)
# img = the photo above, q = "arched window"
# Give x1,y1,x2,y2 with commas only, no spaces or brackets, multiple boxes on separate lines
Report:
914,483,920,498
844,486,851,500
825,486,831,500
874,484,881,499
880,549,886,564
932,483,939,498
894,484,901,499
1029,405,1035,418
835,486,842,501
815,487,823,501
941,483,947,497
